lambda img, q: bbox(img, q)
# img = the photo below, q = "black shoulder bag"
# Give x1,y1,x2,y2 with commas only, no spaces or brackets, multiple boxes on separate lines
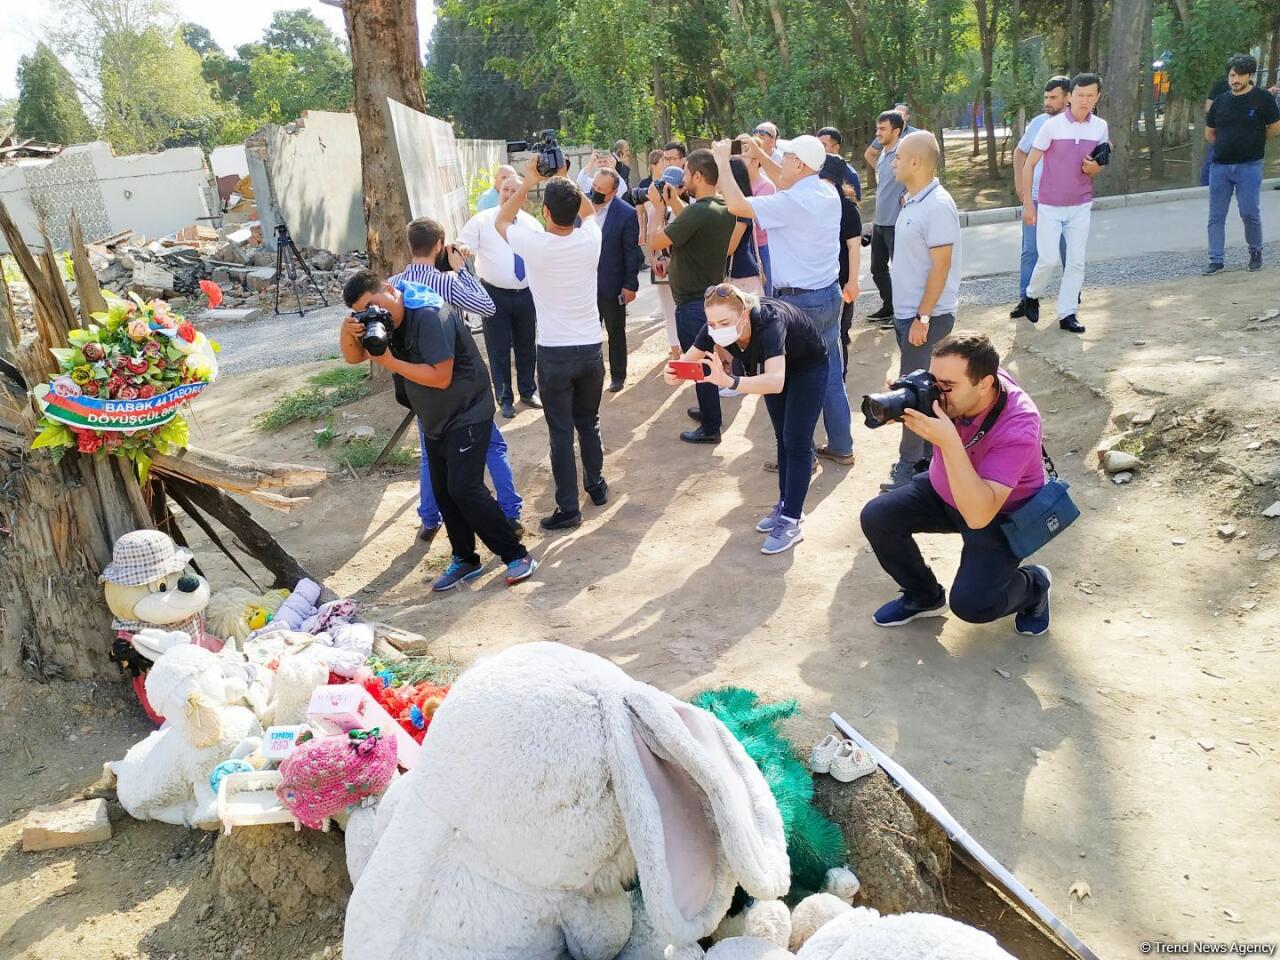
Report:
966,389,1080,559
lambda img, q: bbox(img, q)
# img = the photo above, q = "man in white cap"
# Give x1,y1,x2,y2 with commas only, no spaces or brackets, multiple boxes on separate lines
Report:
752,121,784,164
713,133,854,467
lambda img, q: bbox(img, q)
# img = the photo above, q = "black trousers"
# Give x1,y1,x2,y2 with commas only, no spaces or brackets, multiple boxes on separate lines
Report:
598,292,629,383
839,295,856,378
870,224,895,312
481,283,537,404
536,343,606,514
859,475,1044,622
423,418,527,565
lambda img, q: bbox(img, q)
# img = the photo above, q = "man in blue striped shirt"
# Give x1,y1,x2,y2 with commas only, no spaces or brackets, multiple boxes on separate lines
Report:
391,218,525,545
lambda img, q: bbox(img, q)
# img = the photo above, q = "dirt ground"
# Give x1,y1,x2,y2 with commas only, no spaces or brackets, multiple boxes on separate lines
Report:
3,266,1279,960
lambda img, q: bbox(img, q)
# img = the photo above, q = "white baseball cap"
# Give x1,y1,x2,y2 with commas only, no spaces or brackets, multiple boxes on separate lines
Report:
778,135,826,172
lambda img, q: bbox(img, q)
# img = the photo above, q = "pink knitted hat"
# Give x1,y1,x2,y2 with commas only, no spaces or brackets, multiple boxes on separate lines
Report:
276,728,397,829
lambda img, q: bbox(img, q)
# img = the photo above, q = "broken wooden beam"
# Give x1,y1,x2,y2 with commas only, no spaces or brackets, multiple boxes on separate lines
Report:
150,446,328,511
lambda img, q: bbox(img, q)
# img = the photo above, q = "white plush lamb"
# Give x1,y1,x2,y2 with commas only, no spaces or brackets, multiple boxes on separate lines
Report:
110,644,262,827
706,896,1015,960
343,641,792,960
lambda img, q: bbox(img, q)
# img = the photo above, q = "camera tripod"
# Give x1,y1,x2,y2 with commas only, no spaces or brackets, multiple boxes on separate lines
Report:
273,221,328,317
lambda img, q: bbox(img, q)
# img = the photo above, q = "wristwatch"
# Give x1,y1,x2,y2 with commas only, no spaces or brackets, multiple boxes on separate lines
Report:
731,375,741,391
917,314,931,326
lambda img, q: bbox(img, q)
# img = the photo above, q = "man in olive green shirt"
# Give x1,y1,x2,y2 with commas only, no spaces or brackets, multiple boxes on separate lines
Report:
648,148,736,442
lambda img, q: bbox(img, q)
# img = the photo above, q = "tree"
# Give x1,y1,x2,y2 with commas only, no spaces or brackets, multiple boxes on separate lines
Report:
180,21,221,55
14,42,95,144
341,0,428,278
49,0,220,152
1100,0,1149,194
973,0,1003,177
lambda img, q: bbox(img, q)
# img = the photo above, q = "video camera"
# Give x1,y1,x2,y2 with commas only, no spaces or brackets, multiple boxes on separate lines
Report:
506,129,567,178
860,369,941,428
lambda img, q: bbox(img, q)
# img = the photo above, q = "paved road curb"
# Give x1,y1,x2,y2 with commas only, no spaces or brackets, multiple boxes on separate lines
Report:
960,177,1280,227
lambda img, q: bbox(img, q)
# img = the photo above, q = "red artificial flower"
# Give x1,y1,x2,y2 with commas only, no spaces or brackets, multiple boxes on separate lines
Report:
137,384,156,399
104,434,124,452
198,279,223,309
106,376,125,397
76,430,104,454
153,357,166,370
81,380,100,396
118,385,139,401
124,357,150,375
82,342,106,362
177,321,196,343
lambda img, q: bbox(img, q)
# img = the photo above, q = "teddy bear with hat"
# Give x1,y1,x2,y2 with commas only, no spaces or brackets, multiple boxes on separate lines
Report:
102,529,229,722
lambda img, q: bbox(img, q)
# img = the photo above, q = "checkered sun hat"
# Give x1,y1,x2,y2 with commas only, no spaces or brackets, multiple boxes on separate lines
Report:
99,530,193,586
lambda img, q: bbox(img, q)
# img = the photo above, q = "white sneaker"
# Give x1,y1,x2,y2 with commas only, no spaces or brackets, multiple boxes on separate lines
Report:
830,741,876,783
809,734,841,774
719,387,741,398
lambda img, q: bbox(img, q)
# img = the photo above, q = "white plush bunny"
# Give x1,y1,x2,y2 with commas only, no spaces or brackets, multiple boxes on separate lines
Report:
110,644,262,827
343,642,791,960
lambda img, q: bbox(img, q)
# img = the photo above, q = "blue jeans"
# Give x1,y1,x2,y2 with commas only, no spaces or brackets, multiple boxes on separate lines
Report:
763,362,825,519
675,298,721,434
777,283,851,457
758,244,773,297
1208,159,1264,264
1018,205,1067,299
1199,143,1214,187
418,421,521,528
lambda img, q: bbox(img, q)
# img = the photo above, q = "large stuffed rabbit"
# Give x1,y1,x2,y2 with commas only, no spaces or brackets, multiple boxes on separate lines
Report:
111,644,262,827
344,642,791,960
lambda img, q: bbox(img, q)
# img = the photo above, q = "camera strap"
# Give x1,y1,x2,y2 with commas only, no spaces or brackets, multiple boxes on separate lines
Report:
962,387,1008,451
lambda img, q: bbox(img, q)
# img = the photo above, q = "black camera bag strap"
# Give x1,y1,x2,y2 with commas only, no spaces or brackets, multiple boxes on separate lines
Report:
962,387,1008,451
962,385,1063,482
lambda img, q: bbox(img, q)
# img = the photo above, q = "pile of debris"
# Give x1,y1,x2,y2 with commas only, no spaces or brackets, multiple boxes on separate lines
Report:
84,224,365,321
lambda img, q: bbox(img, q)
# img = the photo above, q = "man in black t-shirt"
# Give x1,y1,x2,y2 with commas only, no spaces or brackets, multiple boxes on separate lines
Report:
1203,54,1280,275
340,270,535,591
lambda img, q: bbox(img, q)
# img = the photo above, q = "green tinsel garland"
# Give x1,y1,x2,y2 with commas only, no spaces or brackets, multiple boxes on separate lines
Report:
691,687,846,894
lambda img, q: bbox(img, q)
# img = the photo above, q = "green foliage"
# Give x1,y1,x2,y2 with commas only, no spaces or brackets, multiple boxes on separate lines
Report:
15,42,94,144
314,419,336,448
1166,0,1267,103
691,687,846,893
255,367,372,431
335,436,416,471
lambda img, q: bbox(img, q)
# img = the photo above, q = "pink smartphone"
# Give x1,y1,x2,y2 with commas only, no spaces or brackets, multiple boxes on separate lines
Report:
669,360,710,382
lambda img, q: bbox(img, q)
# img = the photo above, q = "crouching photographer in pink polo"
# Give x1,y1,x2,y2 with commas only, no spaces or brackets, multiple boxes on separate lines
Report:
860,333,1077,637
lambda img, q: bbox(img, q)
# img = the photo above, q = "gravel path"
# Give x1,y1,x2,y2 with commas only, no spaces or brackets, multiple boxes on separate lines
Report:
210,238,1280,374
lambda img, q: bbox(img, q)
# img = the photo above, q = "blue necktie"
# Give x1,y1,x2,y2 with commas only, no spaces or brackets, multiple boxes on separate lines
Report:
514,254,526,282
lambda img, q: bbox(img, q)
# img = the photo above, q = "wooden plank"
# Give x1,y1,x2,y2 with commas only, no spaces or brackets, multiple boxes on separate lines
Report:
150,447,328,495
0,201,62,327
68,212,108,323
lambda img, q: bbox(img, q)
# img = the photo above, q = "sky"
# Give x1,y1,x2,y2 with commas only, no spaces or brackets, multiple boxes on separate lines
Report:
0,0,438,100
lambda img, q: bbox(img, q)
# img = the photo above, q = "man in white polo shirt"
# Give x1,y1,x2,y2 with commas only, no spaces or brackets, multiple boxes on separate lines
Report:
1022,72,1108,334
880,130,963,492
495,159,609,532
457,175,542,419
714,133,854,466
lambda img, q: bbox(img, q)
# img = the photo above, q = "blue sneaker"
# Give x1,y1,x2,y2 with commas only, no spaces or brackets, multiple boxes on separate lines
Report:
1015,565,1052,636
872,589,947,627
755,502,782,533
761,516,804,555
431,556,485,592
505,555,537,585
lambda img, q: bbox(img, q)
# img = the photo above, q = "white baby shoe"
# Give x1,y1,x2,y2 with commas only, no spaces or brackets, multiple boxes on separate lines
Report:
809,734,842,774
829,741,877,783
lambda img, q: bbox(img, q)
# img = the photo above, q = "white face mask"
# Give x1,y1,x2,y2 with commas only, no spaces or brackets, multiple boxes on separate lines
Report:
708,322,741,347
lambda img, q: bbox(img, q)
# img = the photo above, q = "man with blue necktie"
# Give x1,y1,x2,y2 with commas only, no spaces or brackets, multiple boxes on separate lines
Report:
590,168,644,392
457,175,543,419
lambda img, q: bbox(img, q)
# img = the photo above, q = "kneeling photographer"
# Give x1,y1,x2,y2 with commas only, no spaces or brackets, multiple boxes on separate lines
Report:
859,333,1072,637
664,283,828,556
340,270,535,591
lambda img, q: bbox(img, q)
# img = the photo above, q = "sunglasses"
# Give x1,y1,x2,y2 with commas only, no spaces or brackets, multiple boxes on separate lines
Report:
704,283,746,304
752,128,771,137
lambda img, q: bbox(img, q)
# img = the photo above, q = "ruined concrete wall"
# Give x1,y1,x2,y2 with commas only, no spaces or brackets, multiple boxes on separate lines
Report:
265,112,367,255
0,142,214,253
387,99,473,242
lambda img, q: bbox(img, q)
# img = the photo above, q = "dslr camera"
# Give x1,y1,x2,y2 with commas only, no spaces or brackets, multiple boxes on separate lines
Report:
860,369,941,428
506,130,566,178
352,304,391,357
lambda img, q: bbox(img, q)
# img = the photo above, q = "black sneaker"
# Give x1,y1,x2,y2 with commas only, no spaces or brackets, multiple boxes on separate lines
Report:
509,516,526,540
1059,314,1086,334
1010,299,1028,319
419,524,441,545
1248,250,1262,272
686,405,702,422
1024,297,1040,324
868,304,893,321
1015,565,1052,636
500,400,516,418
539,509,582,530
1202,262,1225,276
587,479,608,507
520,393,543,409
872,589,948,627
608,379,624,393
680,427,721,444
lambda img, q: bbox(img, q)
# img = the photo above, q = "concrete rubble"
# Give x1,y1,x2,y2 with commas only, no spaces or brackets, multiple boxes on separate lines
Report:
77,223,366,323
22,798,113,852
